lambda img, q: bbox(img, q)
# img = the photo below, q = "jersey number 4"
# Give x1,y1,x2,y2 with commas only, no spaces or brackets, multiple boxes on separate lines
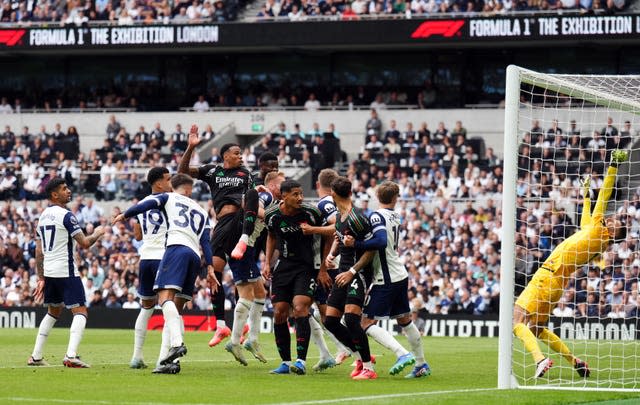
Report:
174,202,206,234
39,225,56,252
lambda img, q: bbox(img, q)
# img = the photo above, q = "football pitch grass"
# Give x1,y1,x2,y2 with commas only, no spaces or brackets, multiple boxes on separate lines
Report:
1,328,640,405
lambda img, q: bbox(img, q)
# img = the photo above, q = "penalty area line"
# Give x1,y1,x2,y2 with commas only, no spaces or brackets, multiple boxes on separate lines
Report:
266,387,500,405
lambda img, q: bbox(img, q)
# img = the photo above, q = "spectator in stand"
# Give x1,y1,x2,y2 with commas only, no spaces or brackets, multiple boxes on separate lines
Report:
366,109,382,142
106,115,121,145
201,124,215,142
384,119,400,143
304,93,321,111
149,122,166,146
365,135,384,153
370,94,387,110
385,136,401,154
170,123,187,154
193,95,210,112
0,97,13,114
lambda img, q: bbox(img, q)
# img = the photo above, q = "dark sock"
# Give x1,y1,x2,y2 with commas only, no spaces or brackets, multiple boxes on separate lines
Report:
242,189,258,237
294,316,311,361
345,312,371,362
274,322,291,362
213,271,225,322
323,315,357,353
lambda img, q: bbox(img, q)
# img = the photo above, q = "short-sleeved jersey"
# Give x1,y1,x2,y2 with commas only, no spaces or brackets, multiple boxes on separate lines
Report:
197,164,253,213
265,202,323,267
37,205,83,278
136,193,168,261
144,192,211,258
248,191,277,247
335,207,373,282
317,195,337,225
369,209,408,285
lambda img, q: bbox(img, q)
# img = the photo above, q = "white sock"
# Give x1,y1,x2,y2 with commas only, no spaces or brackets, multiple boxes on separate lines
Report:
216,319,226,329
239,234,249,244
366,324,408,358
363,361,374,370
32,313,57,360
158,323,170,366
295,358,306,366
248,299,265,342
161,301,183,348
231,298,251,345
402,321,425,364
66,313,87,358
309,315,332,360
132,307,154,360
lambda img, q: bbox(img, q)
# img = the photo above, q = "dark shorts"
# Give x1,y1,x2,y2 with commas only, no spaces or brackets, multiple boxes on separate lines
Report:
228,246,261,285
270,260,316,304
138,259,161,300
211,210,243,260
326,271,367,311
314,269,339,305
363,278,410,320
154,245,201,301
44,276,85,308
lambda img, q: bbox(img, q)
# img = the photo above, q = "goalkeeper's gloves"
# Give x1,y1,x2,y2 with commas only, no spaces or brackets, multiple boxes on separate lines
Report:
610,150,628,167
581,175,591,198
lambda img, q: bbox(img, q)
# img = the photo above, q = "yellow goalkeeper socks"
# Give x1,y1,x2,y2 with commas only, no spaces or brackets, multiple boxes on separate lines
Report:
539,328,574,365
513,323,545,364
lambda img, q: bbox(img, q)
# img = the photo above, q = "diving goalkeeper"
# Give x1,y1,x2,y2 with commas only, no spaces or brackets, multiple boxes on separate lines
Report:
513,149,628,379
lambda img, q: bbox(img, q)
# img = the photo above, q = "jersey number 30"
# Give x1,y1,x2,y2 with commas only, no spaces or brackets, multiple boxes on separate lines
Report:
174,202,206,234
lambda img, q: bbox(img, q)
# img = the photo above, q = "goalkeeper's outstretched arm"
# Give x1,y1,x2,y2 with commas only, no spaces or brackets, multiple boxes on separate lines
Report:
593,150,627,219
580,175,592,228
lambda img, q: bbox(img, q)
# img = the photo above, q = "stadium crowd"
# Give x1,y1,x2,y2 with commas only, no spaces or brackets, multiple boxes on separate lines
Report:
255,0,626,20
0,0,241,24
0,113,639,323
0,0,626,25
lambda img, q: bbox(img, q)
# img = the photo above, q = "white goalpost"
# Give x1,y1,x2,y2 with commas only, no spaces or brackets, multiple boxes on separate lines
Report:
499,65,640,391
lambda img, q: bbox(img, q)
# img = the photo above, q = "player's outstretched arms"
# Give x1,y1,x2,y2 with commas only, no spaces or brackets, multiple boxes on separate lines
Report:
178,124,201,177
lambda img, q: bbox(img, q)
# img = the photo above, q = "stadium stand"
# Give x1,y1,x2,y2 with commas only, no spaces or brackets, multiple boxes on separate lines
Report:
0,108,638,323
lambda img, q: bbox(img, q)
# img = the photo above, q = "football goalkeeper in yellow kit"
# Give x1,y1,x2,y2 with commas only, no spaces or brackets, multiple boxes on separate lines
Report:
513,150,628,379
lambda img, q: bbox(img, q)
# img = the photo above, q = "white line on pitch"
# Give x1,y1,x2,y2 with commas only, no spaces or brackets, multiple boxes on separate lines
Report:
0,357,281,369
265,387,500,405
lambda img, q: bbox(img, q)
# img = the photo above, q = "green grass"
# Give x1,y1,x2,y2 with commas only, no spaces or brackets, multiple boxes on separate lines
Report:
1,328,639,404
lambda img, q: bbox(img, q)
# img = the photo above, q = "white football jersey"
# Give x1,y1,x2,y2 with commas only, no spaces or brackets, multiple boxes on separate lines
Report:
248,191,277,247
317,195,338,225
370,208,408,285
37,205,83,278
136,193,168,261
146,192,211,258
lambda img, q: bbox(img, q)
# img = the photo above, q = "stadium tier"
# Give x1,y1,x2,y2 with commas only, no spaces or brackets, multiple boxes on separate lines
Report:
1,5,640,399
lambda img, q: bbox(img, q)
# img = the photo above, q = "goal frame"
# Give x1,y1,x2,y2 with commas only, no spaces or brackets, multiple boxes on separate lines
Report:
497,65,640,391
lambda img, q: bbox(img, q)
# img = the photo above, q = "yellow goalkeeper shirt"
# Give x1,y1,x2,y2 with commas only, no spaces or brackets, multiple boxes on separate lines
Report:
541,166,616,280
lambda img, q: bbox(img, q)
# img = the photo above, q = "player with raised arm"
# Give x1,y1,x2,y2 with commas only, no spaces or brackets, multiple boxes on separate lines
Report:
225,170,285,366
323,177,378,380
28,177,105,368
114,174,217,374
513,150,628,378
178,125,259,347
129,167,172,369
262,180,330,375
344,181,431,378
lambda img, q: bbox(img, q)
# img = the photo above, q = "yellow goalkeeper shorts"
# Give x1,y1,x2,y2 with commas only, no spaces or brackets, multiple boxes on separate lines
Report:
515,267,564,325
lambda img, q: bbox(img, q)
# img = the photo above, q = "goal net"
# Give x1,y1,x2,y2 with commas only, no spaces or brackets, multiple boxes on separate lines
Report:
498,65,640,391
